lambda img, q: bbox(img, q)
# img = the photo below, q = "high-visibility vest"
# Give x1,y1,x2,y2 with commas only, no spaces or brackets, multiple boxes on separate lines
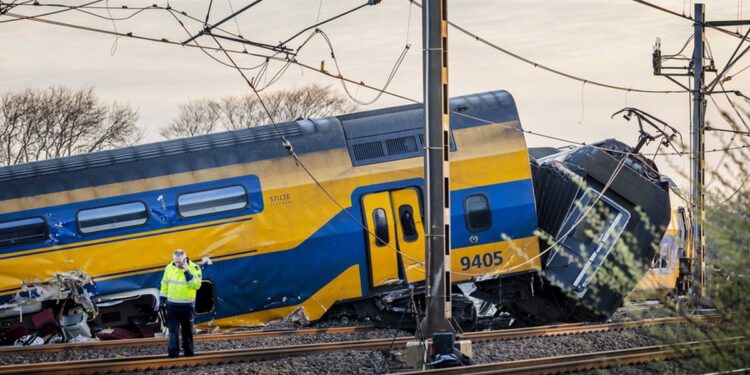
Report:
160,260,202,304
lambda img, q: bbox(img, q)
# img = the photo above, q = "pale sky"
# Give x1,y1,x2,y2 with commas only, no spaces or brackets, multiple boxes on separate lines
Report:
2,0,750,193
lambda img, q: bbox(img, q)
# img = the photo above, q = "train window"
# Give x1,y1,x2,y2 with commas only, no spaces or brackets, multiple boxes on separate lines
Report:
554,189,631,293
372,208,390,247
0,217,47,248
178,185,247,218
398,205,418,243
654,236,675,270
570,215,598,248
78,202,148,234
464,194,491,232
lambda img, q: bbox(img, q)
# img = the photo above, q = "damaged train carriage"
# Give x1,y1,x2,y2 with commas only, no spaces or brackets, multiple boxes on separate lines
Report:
0,90,672,341
507,141,672,324
0,91,542,340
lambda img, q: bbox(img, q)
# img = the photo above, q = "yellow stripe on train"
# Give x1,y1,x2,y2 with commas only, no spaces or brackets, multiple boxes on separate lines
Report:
0,123,535,296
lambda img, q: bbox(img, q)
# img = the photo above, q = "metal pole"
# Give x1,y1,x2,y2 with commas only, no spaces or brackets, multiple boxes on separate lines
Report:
421,0,454,337
692,3,707,296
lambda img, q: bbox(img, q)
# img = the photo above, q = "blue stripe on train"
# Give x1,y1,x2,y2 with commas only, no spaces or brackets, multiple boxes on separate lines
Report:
90,206,367,323
0,175,263,256
450,179,537,248
0,177,538,323
96,178,537,324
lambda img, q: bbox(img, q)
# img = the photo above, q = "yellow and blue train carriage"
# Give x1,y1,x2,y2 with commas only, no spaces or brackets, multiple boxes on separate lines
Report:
0,90,540,333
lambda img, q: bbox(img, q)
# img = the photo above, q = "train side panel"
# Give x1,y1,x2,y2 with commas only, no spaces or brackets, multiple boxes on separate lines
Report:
0,90,540,330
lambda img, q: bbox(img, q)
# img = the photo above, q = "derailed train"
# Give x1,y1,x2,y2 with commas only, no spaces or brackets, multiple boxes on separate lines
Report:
0,90,679,340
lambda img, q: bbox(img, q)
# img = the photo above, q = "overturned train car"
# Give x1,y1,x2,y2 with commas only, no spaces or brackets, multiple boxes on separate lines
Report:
0,90,670,341
503,141,672,323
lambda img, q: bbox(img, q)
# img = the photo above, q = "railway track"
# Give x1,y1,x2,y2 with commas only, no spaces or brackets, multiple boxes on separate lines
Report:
396,337,747,374
0,324,375,354
0,314,721,374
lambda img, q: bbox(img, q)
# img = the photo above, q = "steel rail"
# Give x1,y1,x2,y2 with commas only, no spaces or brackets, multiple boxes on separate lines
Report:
0,325,375,354
395,337,747,375
465,314,720,342
0,313,716,354
0,314,721,374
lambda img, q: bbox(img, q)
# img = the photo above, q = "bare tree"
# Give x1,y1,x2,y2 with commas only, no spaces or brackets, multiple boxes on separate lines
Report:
159,100,222,139
0,87,142,166
160,84,357,139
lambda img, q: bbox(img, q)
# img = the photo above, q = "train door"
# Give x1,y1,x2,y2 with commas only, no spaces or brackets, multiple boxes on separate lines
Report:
361,188,425,288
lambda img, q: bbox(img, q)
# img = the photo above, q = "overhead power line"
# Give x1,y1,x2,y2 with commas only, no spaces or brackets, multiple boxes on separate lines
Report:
281,1,373,45
633,0,750,43
7,0,742,160
408,0,686,94
205,27,428,269
0,0,103,23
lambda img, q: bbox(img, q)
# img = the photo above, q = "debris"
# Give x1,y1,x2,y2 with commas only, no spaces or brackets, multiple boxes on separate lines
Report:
14,335,43,346
3,324,28,344
60,309,92,339
13,270,97,318
0,271,98,346
134,320,161,338
96,327,137,340
68,335,98,343
31,308,58,337
285,306,310,326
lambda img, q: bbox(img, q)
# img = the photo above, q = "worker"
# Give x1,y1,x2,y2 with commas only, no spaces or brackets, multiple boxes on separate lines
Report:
160,249,202,358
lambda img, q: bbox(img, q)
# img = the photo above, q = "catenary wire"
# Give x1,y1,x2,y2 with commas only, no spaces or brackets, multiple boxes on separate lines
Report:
2,1,726,276
186,7,638,276
407,0,686,94
205,30,430,268
633,0,750,44
5,2,700,163
281,1,372,46
4,7,730,161
0,0,103,23
0,0,430,267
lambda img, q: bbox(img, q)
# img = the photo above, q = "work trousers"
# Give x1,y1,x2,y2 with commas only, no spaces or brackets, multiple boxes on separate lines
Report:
166,303,195,357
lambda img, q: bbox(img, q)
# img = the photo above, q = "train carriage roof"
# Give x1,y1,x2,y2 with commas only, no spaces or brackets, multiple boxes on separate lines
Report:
0,90,519,201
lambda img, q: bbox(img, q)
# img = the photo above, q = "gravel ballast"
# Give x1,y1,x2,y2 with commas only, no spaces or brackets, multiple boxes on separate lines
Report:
0,329,409,366
0,309,721,374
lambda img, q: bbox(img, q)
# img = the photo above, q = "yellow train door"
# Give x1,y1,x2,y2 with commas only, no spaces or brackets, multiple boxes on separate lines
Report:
362,188,426,287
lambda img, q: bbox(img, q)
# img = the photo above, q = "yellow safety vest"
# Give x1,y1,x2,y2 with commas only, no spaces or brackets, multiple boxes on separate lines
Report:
160,260,202,304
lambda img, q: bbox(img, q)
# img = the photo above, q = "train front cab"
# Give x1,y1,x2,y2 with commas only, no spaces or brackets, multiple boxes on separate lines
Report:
522,140,672,323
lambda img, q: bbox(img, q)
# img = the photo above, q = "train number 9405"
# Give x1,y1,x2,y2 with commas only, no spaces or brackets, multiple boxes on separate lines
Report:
460,251,503,271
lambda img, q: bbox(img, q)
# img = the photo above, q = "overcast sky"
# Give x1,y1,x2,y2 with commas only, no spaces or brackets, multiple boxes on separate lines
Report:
2,0,749,192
